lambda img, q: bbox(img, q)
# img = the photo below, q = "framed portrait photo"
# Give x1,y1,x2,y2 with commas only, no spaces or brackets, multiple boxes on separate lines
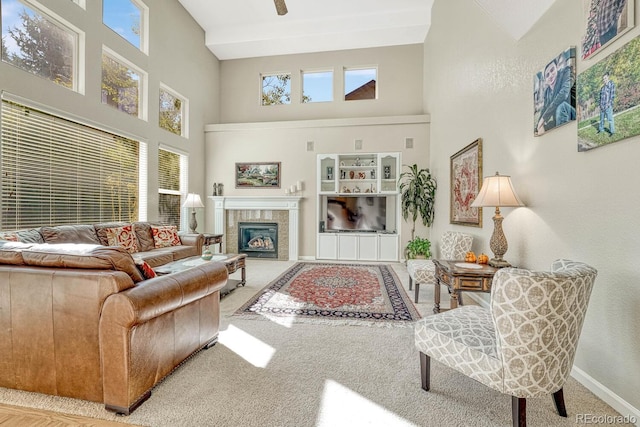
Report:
581,0,634,60
534,47,576,137
450,138,482,227
235,162,281,188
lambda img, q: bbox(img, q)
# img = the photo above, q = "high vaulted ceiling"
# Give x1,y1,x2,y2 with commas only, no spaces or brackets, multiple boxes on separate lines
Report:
177,0,558,60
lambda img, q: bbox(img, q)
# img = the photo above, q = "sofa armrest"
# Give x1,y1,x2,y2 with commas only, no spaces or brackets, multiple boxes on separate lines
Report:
179,233,203,249
99,260,227,414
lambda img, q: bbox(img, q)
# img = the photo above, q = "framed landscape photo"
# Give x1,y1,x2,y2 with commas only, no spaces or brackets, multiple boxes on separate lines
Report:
581,0,634,60
235,162,281,188
450,138,482,227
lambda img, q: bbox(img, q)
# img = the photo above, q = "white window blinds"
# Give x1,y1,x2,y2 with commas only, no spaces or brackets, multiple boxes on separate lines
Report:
158,147,185,228
1,99,140,229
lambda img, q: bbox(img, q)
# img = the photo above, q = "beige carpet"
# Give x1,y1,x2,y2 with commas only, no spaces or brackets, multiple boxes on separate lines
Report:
0,260,624,426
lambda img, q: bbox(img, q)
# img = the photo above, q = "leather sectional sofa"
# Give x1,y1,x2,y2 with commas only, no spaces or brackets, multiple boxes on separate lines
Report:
0,222,228,414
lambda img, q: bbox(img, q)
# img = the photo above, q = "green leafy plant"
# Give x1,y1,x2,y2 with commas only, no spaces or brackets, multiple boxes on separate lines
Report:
398,164,437,240
406,236,432,259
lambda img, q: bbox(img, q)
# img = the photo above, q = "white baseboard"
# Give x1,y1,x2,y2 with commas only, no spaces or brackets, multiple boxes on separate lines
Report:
466,294,639,426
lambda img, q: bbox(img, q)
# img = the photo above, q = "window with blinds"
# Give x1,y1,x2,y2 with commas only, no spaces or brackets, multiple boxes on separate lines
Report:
158,147,186,228
1,99,140,230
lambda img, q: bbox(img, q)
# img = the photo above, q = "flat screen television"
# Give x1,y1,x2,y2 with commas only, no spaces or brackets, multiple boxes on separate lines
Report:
325,196,386,232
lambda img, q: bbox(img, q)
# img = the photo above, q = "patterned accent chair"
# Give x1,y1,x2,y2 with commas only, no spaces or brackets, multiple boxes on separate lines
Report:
407,231,473,304
414,259,597,427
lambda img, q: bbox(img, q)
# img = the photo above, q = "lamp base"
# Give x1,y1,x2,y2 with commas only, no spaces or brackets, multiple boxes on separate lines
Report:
489,258,512,268
189,211,198,234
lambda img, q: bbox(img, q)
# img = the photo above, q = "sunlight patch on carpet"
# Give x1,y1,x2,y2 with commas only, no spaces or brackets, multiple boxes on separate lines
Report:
234,262,420,327
219,325,275,368
317,380,415,427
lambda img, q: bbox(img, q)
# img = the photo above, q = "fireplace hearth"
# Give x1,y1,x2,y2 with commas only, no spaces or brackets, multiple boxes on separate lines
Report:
238,222,278,258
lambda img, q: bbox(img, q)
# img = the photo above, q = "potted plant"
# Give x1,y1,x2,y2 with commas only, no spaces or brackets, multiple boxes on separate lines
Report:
398,164,437,259
405,236,432,259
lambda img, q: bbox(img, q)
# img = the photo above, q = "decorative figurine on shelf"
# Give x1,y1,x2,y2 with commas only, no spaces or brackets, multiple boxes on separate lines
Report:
212,183,218,196
355,157,361,166
327,166,333,180
341,170,346,179
354,186,361,193
371,169,376,179
217,183,224,195
370,160,375,166
384,165,391,179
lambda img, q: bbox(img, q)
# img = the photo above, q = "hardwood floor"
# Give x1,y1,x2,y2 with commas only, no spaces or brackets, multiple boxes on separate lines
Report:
0,404,135,427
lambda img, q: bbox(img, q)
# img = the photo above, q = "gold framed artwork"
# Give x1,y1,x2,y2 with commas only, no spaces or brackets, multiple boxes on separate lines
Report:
235,162,281,188
450,138,482,227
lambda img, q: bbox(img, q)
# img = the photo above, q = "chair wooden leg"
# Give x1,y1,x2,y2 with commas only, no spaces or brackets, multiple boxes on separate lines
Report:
414,283,420,303
419,352,430,391
409,276,413,291
552,388,567,417
512,396,526,427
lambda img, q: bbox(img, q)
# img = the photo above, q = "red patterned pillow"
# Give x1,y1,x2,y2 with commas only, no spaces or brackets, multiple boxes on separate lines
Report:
134,259,157,280
151,225,181,248
0,231,19,242
105,224,139,253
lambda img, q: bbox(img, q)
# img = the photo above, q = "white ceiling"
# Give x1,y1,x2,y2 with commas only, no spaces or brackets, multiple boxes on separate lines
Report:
177,0,558,60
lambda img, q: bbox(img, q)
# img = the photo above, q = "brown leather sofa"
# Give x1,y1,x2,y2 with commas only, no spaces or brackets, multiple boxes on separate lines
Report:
0,223,228,415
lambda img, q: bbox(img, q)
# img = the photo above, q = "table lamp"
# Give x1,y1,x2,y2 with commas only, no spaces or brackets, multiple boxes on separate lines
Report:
182,193,205,233
470,172,524,268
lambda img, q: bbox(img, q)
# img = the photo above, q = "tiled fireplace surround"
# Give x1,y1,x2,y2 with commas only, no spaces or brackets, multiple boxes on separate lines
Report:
210,196,302,260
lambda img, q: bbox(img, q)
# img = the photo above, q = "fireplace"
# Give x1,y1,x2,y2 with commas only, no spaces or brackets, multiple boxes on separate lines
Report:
238,222,278,258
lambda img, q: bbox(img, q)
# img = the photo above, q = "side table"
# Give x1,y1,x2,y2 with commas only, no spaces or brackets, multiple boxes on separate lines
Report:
432,259,498,314
202,233,223,253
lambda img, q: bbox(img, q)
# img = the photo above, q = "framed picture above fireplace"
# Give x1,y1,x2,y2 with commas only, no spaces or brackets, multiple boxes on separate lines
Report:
235,162,281,188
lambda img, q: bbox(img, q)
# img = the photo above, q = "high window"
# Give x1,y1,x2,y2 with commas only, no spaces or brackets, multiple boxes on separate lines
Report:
159,84,188,137
158,147,187,228
102,0,148,53
302,70,333,103
261,73,291,105
1,0,83,92
1,98,142,229
101,48,147,120
344,67,377,100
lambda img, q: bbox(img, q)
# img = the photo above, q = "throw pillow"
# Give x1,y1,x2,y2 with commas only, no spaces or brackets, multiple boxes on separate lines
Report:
0,231,19,242
105,224,139,254
151,225,181,248
134,259,157,280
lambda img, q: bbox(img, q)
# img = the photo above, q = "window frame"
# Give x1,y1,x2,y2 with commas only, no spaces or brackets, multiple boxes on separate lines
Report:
344,66,378,101
158,145,188,230
260,72,292,106
102,0,149,54
301,69,334,104
159,83,189,138
101,46,148,121
1,0,86,94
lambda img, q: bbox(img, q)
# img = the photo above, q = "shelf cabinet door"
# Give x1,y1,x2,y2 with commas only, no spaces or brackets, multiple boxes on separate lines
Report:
358,234,378,260
338,234,358,260
318,233,338,259
318,155,338,193
378,234,399,261
379,153,399,193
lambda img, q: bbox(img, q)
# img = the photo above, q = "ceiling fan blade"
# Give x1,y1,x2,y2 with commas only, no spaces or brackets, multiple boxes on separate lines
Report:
274,0,288,16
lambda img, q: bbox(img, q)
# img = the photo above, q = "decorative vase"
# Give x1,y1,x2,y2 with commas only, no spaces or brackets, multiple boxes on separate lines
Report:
201,247,213,261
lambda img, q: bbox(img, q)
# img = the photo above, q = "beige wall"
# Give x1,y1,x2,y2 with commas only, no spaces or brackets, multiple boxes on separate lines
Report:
425,0,640,413
0,0,220,226
218,44,425,123
207,45,431,257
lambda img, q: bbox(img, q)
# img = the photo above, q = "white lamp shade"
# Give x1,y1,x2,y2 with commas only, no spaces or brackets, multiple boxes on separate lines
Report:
471,172,524,208
182,193,204,209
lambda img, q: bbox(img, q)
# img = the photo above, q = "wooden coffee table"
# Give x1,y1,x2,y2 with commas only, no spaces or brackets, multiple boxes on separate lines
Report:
432,259,498,313
155,253,246,296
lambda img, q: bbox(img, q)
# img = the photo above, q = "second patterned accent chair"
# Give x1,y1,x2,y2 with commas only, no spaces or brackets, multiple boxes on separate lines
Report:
407,231,473,304
414,259,597,427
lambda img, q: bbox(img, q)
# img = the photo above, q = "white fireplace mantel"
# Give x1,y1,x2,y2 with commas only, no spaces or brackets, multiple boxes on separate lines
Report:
209,196,303,260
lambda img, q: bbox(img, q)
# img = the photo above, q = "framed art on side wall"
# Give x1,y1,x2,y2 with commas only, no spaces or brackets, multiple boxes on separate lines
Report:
581,0,634,60
534,47,576,136
450,138,482,227
235,162,281,188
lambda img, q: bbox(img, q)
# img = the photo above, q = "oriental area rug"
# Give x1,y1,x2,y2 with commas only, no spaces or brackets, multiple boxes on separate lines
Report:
234,262,420,327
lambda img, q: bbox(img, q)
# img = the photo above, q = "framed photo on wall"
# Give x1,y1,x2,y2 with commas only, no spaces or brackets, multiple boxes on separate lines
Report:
450,138,482,227
534,47,576,136
581,0,634,60
235,162,281,188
